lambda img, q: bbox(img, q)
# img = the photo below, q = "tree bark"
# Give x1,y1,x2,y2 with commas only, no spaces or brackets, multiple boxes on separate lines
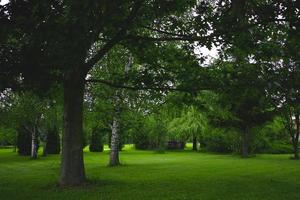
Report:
31,126,38,159
241,126,250,158
192,135,197,151
60,72,86,186
109,115,120,166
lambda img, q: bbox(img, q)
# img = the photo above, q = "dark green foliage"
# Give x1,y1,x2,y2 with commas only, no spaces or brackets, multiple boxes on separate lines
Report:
133,132,152,150
201,128,240,153
251,118,293,154
16,126,31,156
89,127,104,152
132,118,166,151
45,126,60,154
166,141,185,150
133,134,161,150
264,142,293,154
0,128,15,146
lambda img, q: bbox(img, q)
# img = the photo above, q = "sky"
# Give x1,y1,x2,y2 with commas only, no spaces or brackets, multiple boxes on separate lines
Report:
0,0,8,5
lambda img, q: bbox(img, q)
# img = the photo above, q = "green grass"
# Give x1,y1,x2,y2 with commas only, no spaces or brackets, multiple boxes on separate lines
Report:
1,146,300,200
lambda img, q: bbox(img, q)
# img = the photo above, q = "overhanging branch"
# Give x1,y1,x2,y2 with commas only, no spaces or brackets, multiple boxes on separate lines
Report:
85,78,199,93
84,1,144,72
125,34,216,42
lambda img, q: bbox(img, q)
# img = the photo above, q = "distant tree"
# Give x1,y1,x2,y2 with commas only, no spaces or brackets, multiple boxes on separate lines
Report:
168,106,207,151
16,126,31,156
44,125,60,155
9,92,45,159
89,127,104,152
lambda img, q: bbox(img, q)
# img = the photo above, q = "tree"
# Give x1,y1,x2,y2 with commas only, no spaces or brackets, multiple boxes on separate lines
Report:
9,92,45,159
211,62,274,157
2,0,297,185
168,106,207,151
265,63,300,159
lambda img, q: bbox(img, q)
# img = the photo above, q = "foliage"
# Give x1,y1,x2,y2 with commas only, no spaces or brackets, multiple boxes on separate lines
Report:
89,127,104,152
0,127,15,146
133,114,167,150
200,127,240,153
45,126,60,154
16,126,32,156
167,106,208,142
252,117,292,154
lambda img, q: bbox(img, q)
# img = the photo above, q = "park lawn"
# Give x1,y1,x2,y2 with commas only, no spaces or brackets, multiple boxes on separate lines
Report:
0,146,300,200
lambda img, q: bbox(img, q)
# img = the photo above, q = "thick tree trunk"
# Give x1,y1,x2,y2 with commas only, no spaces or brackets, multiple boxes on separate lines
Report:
192,135,197,151
109,115,120,166
31,126,38,159
241,127,250,158
293,114,300,160
60,73,86,186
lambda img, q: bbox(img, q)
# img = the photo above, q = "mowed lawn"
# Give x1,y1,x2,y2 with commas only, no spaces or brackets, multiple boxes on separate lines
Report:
1,146,300,200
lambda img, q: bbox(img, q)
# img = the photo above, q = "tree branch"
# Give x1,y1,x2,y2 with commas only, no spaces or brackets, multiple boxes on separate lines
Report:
85,78,198,93
125,34,216,42
142,26,196,38
84,1,144,72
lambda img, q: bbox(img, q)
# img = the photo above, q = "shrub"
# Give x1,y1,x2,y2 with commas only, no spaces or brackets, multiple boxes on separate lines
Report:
133,131,151,150
0,128,15,146
252,117,291,154
45,126,60,154
166,141,185,150
16,126,32,156
201,128,240,153
267,142,293,154
89,127,104,152
133,115,167,150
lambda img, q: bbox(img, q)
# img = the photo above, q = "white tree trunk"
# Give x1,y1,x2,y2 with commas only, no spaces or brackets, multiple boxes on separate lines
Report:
109,115,120,166
31,126,37,159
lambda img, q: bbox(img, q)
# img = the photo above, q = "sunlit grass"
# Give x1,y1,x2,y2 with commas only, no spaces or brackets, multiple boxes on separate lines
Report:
0,146,300,199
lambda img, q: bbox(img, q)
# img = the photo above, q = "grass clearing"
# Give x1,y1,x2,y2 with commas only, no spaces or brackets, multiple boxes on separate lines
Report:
0,146,300,200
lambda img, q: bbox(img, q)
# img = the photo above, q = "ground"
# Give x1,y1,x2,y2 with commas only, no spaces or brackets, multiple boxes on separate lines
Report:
0,145,300,200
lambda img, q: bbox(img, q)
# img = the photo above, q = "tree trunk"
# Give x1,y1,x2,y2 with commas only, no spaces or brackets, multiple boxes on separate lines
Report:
192,135,197,151
241,126,250,158
109,115,120,166
31,126,38,159
60,73,86,186
293,114,300,160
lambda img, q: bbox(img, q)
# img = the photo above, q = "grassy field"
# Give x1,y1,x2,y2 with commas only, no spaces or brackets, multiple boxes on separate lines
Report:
1,145,300,200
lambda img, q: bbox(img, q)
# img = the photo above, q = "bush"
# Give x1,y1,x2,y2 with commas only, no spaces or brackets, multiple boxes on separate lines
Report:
0,128,15,146
267,142,293,154
201,128,240,153
166,141,185,150
133,115,167,150
16,126,32,156
252,118,291,154
133,131,151,150
89,127,104,152
45,126,60,154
